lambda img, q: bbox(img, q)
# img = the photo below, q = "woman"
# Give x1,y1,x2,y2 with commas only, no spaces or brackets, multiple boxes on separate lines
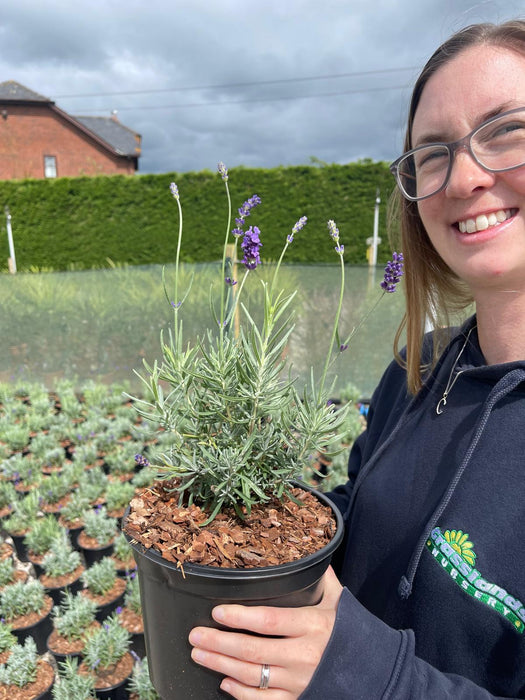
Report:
189,19,525,698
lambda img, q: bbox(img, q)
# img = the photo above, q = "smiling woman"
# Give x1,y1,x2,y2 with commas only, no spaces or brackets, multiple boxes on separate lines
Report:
187,18,525,700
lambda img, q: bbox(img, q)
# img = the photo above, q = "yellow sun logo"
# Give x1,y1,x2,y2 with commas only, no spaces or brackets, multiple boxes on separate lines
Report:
444,530,477,566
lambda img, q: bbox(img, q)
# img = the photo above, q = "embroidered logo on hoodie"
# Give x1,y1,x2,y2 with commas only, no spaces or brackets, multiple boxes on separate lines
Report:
426,527,525,634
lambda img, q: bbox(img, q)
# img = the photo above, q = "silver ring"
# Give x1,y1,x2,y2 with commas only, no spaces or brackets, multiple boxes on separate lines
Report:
259,663,270,690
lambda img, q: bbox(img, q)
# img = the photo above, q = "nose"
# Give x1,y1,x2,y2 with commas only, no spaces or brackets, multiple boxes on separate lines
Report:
445,146,496,198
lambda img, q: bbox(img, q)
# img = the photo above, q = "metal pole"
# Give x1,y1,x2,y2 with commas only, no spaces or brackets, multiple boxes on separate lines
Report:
5,206,16,273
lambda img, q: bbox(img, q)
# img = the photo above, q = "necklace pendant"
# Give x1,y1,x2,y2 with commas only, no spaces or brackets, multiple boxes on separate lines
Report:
436,396,447,415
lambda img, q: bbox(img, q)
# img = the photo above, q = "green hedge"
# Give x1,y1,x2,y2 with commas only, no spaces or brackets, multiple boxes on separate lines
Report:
0,162,396,272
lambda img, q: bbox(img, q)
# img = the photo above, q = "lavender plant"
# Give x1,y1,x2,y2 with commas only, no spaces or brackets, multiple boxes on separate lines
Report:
0,579,46,621
128,657,160,700
41,533,82,578
52,656,97,700
52,590,97,640
0,622,17,653
130,164,403,523
81,557,117,596
82,613,130,671
0,637,38,687
81,506,118,546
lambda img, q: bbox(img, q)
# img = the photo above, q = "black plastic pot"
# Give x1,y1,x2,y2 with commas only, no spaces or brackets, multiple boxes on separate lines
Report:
79,540,115,567
13,606,54,654
8,531,29,562
43,571,84,605
123,485,343,700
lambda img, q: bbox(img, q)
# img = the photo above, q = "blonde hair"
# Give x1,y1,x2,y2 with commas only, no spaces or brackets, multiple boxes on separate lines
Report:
392,19,525,394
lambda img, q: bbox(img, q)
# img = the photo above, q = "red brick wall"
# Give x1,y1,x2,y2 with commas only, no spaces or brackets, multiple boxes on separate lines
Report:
0,104,136,180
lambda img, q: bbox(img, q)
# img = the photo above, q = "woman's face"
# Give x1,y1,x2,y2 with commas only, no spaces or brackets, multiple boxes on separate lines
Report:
413,44,525,296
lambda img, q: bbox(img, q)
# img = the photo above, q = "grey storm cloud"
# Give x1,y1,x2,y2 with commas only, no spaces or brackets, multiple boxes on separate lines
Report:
0,0,522,174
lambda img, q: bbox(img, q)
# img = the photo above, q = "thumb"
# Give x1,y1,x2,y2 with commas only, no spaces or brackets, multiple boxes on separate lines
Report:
318,565,343,610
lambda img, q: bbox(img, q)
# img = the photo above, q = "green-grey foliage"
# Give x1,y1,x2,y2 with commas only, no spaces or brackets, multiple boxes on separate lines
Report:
0,579,46,621
41,533,82,578
52,590,97,640
81,506,118,546
0,622,17,653
0,637,38,687
23,513,63,555
81,557,117,595
128,657,160,700
123,574,141,615
82,613,130,671
52,656,96,700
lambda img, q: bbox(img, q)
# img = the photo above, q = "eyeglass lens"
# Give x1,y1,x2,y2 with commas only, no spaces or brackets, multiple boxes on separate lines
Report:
395,108,525,200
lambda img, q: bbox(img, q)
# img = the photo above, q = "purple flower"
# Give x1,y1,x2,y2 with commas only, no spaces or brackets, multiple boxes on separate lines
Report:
327,220,339,240
241,226,262,270
339,343,349,352
380,252,404,293
135,454,150,468
171,301,182,309
288,216,307,243
169,182,179,200
233,195,261,235
116,606,123,615
224,277,237,286
217,162,228,181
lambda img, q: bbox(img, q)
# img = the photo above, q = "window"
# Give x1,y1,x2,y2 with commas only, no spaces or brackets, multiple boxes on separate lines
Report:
44,155,57,178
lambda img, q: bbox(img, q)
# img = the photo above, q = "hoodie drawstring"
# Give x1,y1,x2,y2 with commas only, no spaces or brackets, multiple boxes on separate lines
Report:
398,368,525,600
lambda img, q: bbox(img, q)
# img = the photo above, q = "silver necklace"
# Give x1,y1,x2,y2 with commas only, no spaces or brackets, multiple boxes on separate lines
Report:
436,326,476,415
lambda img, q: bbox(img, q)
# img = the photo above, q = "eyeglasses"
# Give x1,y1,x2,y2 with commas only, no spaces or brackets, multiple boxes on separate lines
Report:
390,106,525,201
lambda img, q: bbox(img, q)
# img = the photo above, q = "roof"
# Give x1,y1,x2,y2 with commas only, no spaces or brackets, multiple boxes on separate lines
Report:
74,115,141,157
0,80,52,103
0,80,141,159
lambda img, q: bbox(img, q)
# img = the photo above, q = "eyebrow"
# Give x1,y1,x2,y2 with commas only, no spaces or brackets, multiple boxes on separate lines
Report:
413,102,518,147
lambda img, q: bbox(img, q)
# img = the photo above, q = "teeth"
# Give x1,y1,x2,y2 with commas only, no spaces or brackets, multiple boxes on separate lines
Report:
458,209,512,233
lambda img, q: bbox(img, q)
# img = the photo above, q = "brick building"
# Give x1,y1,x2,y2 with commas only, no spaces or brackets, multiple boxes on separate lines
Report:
0,81,141,180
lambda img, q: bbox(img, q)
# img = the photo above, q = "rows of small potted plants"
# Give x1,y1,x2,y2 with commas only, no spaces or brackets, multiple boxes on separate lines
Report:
0,379,165,699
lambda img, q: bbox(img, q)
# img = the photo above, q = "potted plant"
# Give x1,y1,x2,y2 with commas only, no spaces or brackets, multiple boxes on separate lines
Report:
123,164,404,697
0,480,17,520
0,579,54,653
0,622,18,664
39,533,85,604
0,557,28,590
109,532,136,577
46,590,99,663
79,613,133,698
77,467,108,508
52,657,96,700
127,657,160,700
81,557,126,621
77,507,119,566
116,573,144,658
57,491,91,550
2,491,40,562
0,637,54,700
104,482,135,525
24,515,64,576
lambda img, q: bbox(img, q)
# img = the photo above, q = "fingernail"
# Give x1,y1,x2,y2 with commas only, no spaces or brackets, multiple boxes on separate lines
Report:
192,648,206,663
213,606,225,621
188,629,202,645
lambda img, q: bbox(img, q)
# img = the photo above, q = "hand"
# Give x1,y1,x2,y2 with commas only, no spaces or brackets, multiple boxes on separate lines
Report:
188,565,343,699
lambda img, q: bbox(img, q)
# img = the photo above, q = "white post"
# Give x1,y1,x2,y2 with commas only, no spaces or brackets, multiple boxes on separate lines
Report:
5,206,16,274
371,188,381,266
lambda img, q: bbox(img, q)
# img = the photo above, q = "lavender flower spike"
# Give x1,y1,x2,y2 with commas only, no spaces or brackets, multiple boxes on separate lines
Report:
327,220,339,240
288,215,307,243
170,182,179,200
241,225,262,270
381,252,404,293
218,162,228,181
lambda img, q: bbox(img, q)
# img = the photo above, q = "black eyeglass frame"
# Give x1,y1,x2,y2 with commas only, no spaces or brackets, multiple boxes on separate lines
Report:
389,106,525,202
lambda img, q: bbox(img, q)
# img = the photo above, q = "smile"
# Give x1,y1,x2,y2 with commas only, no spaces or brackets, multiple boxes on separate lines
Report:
457,209,516,234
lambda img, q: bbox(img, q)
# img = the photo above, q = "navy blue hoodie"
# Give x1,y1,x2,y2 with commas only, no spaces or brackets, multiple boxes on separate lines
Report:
301,317,525,698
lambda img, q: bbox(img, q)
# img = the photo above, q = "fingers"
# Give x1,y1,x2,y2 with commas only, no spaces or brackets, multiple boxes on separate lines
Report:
191,647,289,694
210,567,343,638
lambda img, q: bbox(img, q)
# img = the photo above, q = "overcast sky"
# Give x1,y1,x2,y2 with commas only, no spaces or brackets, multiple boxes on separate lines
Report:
1,0,523,175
